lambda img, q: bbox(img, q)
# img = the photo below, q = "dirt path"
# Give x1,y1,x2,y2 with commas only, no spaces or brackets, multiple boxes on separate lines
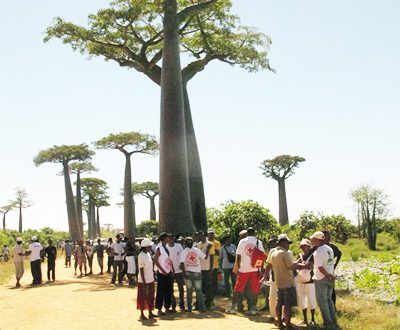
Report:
0,258,278,330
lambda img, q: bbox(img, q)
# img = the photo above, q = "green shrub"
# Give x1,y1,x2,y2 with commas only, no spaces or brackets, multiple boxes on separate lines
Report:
354,269,381,291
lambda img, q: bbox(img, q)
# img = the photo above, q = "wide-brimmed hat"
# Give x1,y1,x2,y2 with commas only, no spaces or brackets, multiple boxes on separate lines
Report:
300,238,311,247
140,238,152,248
277,233,292,244
310,231,325,240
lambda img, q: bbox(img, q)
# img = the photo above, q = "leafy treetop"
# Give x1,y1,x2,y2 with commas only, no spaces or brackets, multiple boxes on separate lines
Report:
69,161,97,174
44,0,273,85
260,155,305,181
33,144,94,166
133,181,159,198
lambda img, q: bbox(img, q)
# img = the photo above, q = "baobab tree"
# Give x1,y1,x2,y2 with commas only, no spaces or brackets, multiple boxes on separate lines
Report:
133,182,159,220
69,161,97,235
94,132,158,237
45,0,273,233
260,155,305,225
0,203,16,230
33,144,94,240
12,188,32,233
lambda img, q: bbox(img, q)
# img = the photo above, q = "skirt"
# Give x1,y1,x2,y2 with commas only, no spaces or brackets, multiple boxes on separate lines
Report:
137,282,155,311
126,256,136,274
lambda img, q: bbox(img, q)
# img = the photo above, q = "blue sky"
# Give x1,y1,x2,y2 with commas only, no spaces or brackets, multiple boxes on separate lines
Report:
0,0,399,232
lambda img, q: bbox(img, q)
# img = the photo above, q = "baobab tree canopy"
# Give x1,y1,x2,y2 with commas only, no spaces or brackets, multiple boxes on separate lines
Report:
33,144,95,166
260,155,305,181
94,132,158,155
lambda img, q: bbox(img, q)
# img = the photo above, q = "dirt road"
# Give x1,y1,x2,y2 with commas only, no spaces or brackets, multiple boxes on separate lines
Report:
0,259,280,330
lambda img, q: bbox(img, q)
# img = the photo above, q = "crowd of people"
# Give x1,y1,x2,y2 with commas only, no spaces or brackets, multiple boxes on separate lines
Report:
6,227,341,329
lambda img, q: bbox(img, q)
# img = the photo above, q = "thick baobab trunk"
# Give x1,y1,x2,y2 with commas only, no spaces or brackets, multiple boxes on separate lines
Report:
63,163,81,241
2,212,6,230
150,196,156,220
159,0,195,235
123,153,136,237
18,206,22,233
76,171,84,235
88,196,96,239
96,206,101,236
183,83,207,232
277,179,289,226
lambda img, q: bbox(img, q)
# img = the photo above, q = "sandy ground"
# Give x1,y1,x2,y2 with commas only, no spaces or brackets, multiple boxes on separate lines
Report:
0,258,281,330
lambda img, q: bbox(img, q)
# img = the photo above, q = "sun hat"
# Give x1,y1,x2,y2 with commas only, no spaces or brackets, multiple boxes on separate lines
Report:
300,238,311,246
16,237,23,243
277,233,292,244
310,231,325,240
140,238,152,248
207,228,215,234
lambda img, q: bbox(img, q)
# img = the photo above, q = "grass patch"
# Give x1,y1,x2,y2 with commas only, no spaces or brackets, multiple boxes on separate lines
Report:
0,260,31,285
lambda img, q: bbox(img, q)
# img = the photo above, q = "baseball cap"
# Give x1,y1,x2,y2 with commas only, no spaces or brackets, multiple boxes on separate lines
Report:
16,237,23,243
277,233,292,244
310,231,325,240
207,228,215,234
140,238,152,248
300,238,311,246
31,235,37,241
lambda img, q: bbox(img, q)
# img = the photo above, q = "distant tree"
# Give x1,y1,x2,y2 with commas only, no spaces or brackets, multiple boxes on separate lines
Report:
12,188,32,233
351,185,389,250
69,161,97,235
80,177,109,239
45,0,273,234
95,194,110,236
133,182,159,220
260,155,305,225
103,223,114,232
94,132,158,237
207,200,278,245
33,144,94,240
136,220,158,238
0,203,16,230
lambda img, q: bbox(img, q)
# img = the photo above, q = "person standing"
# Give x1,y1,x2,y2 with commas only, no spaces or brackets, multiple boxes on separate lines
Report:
311,231,337,328
64,240,73,268
180,237,207,313
197,231,215,310
74,240,87,277
137,238,156,320
106,237,114,273
94,238,105,275
262,235,278,317
154,233,174,315
13,237,25,287
26,236,43,285
207,229,221,300
227,228,264,315
125,236,137,286
2,244,10,262
86,240,94,275
168,234,185,311
44,239,57,282
111,234,125,285
295,239,317,326
220,236,236,297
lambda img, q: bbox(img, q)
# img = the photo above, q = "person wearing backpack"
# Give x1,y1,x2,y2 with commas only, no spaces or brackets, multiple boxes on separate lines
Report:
220,236,236,297
226,227,264,315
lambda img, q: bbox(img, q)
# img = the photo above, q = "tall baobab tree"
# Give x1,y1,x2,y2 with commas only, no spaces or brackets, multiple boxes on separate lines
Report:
95,132,158,237
260,155,305,225
133,182,159,220
12,188,32,233
0,203,16,230
33,144,94,240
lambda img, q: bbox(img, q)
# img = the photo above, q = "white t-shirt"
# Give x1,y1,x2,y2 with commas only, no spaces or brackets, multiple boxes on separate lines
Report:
236,236,265,273
197,240,213,271
313,244,335,280
13,244,25,263
180,247,206,273
155,244,173,274
28,242,43,262
111,242,125,261
167,243,184,274
138,252,154,283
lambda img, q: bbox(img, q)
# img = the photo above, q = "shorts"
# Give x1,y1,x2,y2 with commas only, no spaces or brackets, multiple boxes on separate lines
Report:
77,257,86,266
233,271,261,294
277,286,297,308
15,261,24,278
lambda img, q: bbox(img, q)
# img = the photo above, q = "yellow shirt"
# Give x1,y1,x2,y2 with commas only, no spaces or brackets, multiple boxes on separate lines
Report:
210,240,221,269
268,247,295,289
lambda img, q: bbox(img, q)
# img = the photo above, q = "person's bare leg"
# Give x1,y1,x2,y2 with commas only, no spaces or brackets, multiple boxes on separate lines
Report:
284,304,291,329
301,308,308,324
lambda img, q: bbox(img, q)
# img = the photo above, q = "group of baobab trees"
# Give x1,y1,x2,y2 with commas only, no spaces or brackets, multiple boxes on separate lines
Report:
1,188,31,233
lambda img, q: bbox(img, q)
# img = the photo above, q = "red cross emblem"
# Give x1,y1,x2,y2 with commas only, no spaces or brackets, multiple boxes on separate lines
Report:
245,243,255,256
186,251,198,265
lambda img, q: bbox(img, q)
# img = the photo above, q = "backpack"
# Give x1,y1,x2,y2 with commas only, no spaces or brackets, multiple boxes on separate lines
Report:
251,240,266,268
224,245,236,264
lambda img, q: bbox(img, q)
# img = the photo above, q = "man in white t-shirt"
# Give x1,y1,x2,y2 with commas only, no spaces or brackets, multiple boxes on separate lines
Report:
26,236,43,285
168,234,185,311
227,227,264,315
180,237,207,312
111,234,125,285
311,231,336,328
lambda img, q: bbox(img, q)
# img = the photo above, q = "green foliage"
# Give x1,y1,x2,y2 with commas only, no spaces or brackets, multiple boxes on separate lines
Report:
133,181,159,198
207,200,278,245
80,177,109,206
378,218,400,243
260,154,305,180
384,259,400,276
33,144,94,166
353,269,382,291
69,161,97,174
136,220,158,238
94,132,158,155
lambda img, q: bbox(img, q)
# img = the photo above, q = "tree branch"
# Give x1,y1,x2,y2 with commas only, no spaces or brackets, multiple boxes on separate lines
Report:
177,0,218,23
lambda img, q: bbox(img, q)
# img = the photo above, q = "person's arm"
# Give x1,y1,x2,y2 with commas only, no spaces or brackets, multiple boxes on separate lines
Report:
154,248,167,275
180,262,187,278
318,266,335,281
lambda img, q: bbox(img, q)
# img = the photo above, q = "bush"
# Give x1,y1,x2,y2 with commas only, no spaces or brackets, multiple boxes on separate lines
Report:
136,220,158,238
207,200,278,245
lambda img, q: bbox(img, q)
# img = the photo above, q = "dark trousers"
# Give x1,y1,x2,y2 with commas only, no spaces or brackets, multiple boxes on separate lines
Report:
155,272,173,310
201,270,213,308
47,261,55,281
87,255,93,272
107,255,114,272
223,268,236,296
111,260,123,283
212,268,219,298
31,259,42,284
171,273,185,310
65,255,71,267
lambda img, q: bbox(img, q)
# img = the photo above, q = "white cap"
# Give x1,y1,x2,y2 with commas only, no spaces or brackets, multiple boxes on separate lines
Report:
310,231,325,240
16,237,23,243
31,236,37,241
277,233,292,243
207,228,215,234
140,238,152,248
300,238,311,246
